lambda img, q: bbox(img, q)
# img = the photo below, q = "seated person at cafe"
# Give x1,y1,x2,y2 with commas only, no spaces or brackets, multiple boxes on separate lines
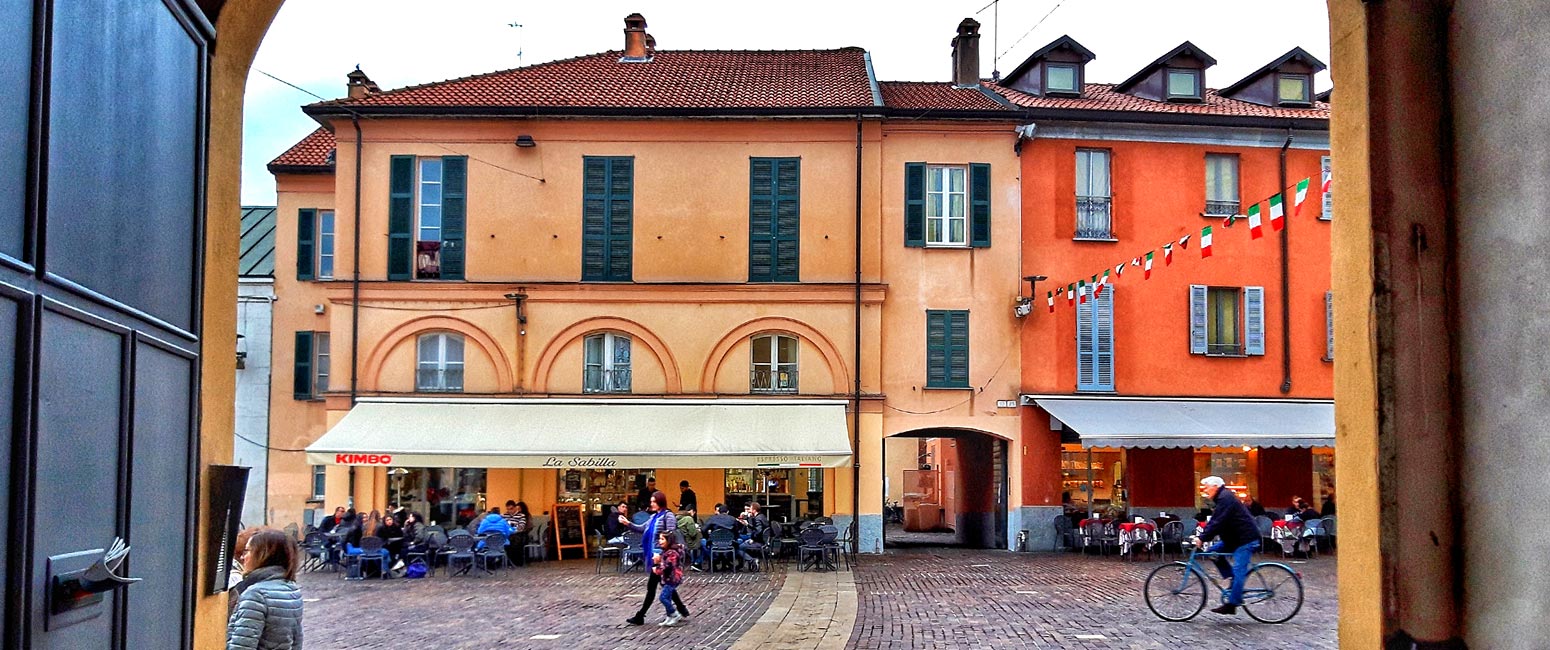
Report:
736,502,769,571
677,505,704,569
1245,496,1267,518
319,506,346,534
704,504,741,571
376,515,406,563
475,507,513,549
604,501,632,547
1294,499,1322,523
1286,496,1304,516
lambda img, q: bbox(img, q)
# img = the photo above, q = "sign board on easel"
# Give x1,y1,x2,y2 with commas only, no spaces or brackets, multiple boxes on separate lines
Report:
552,503,588,560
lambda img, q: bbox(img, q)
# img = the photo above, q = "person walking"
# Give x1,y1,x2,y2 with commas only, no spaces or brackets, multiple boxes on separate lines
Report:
226,528,303,649
623,491,690,626
677,480,698,515
652,531,687,626
1195,476,1262,616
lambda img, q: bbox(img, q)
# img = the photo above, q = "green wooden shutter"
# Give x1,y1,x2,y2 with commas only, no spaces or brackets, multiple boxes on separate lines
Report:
293,331,314,400
773,158,800,281
582,157,608,280
296,208,316,281
606,158,634,281
969,163,991,247
439,156,467,280
749,159,775,282
388,155,415,280
905,162,926,247
947,311,970,387
925,311,948,387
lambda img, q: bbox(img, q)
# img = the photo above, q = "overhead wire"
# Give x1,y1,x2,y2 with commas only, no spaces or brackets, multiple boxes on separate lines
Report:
997,0,1068,62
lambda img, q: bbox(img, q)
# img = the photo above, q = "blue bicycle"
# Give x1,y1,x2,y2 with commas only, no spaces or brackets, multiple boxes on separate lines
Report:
1143,543,1304,623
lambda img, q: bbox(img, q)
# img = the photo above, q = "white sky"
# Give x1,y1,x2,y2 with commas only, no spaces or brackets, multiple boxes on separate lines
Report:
241,0,1331,205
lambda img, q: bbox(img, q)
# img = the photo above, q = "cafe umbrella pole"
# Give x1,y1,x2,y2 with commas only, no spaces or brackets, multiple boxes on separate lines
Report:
1086,448,1095,521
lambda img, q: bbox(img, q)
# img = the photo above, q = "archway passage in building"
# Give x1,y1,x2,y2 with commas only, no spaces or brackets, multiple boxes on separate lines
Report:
883,429,1008,549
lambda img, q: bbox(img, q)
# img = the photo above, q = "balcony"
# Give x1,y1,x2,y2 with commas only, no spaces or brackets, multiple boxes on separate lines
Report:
750,367,798,394
1204,200,1240,216
416,367,463,392
583,367,632,393
1075,196,1112,239
416,240,441,280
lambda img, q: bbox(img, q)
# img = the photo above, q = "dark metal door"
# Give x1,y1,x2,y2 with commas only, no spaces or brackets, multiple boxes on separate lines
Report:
3,1,212,648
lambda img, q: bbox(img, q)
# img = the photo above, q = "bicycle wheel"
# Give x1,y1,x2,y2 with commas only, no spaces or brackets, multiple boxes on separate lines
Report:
1241,563,1304,624
1144,562,1207,622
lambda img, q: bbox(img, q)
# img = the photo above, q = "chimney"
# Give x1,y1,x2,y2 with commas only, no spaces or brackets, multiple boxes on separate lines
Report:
346,67,379,99
951,18,981,88
622,13,650,61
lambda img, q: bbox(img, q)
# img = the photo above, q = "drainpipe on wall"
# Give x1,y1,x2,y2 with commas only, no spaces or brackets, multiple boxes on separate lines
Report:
349,115,364,497
852,114,863,544
1278,131,1293,394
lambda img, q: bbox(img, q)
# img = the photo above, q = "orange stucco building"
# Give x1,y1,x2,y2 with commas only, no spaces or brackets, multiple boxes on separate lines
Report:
265,16,1027,552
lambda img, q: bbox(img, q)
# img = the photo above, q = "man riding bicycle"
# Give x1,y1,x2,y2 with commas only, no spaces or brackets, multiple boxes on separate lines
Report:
1194,476,1262,615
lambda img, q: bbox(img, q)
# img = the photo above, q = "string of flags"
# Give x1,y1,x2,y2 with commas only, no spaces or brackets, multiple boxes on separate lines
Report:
1045,175,1325,314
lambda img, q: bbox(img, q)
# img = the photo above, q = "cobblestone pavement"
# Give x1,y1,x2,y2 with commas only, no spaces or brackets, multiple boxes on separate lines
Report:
297,559,783,650
848,549,1337,650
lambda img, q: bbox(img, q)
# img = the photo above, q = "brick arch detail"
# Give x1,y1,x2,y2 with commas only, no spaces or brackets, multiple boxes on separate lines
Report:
700,317,851,394
531,316,682,392
360,315,514,392
885,426,1015,442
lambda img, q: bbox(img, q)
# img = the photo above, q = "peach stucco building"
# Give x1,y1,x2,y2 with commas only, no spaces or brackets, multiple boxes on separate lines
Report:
266,16,1025,552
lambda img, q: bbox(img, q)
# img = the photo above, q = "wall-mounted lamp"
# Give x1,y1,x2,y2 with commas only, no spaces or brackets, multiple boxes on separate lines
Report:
515,135,537,148
1014,275,1049,318
505,291,528,336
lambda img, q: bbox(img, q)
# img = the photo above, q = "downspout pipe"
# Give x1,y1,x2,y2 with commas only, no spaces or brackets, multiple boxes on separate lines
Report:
852,114,863,545
1278,130,1293,394
349,115,364,502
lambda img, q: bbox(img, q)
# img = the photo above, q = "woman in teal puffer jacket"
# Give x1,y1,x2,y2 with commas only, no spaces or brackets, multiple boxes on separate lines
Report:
227,528,303,649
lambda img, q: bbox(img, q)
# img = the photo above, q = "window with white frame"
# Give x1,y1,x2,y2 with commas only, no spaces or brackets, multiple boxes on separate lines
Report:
311,465,326,500
584,332,631,393
1204,154,1239,216
314,333,330,396
751,334,798,393
925,165,967,246
416,158,443,279
416,332,464,392
1075,149,1112,239
317,210,335,280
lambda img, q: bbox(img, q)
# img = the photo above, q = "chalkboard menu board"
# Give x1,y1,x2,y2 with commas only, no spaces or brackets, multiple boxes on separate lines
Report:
552,503,588,560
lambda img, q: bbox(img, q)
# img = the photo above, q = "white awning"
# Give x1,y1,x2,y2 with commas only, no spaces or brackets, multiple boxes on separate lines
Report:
1028,396,1335,449
305,398,852,469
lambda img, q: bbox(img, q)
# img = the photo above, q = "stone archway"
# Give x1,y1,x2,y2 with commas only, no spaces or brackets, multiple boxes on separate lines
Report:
883,427,1009,550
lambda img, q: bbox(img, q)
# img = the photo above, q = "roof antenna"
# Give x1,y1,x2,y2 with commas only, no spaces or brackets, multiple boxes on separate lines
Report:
509,21,524,66
977,0,1001,82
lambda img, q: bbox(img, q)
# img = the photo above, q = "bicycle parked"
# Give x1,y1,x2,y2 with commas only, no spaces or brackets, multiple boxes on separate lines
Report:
1144,539,1304,623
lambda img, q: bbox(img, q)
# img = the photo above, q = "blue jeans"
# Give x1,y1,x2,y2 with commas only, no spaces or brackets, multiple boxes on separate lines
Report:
1212,541,1260,605
659,583,679,616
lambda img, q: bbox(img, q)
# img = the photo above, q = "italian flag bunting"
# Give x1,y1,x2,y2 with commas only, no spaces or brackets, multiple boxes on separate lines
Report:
1047,290,1055,313
1090,274,1101,298
1201,225,1213,258
1115,262,1125,277
1131,257,1141,268
1178,234,1191,249
1322,167,1332,193
1077,279,1087,304
1066,283,1075,306
1293,178,1311,217
1247,203,1264,239
1096,270,1110,296
1144,251,1155,278
1269,193,1285,231
1162,244,1174,266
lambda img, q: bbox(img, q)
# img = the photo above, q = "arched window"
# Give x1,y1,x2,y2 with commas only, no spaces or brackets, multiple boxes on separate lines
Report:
416,332,464,392
751,334,798,393
584,332,631,393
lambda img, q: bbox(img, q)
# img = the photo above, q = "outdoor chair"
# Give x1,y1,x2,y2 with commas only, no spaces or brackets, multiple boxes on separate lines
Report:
620,531,644,573
476,532,507,576
349,537,390,580
1080,521,1119,556
525,524,547,562
768,522,796,564
796,526,835,572
405,531,444,577
443,534,477,577
1158,521,1186,561
301,532,328,572
1322,515,1337,552
1253,516,1274,553
424,525,446,538
1051,515,1074,552
1302,518,1325,558
594,529,623,574
707,528,738,573
836,520,857,569
821,524,849,571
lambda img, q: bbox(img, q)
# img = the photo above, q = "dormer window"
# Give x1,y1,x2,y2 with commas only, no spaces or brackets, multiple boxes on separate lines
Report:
1277,73,1312,105
1046,63,1080,95
1166,68,1202,101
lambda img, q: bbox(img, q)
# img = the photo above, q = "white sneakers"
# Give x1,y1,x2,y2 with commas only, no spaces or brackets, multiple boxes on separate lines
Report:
658,612,684,627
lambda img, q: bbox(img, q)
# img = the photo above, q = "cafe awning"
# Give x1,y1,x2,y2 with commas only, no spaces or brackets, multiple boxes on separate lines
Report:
1027,396,1334,449
305,397,852,469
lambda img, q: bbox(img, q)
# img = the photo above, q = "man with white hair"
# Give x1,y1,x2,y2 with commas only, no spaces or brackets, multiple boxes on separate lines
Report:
1197,476,1262,615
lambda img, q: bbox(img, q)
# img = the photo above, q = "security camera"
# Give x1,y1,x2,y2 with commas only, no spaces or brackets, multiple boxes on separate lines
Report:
1014,123,1038,140
1014,299,1033,318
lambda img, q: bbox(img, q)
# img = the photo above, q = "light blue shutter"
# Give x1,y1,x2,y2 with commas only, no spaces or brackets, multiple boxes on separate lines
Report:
1076,294,1096,390
1325,290,1334,360
1321,156,1333,220
1094,287,1114,390
1189,285,1208,355
1244,286,1266,356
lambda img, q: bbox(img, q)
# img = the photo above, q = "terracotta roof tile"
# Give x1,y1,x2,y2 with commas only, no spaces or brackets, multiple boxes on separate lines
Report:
268,128,334,172
879,81,1015,112
313,49,877,111
989,83,1329,120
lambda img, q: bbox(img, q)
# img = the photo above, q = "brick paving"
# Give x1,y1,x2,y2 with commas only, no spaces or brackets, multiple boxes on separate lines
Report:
297,559,783,649
848,549,1338,650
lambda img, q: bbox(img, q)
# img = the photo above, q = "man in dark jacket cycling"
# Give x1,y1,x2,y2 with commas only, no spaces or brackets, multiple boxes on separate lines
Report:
1196,475,1261,615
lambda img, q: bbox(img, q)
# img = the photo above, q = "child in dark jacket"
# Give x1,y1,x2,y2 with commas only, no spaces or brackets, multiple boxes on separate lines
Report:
653,532,686,627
